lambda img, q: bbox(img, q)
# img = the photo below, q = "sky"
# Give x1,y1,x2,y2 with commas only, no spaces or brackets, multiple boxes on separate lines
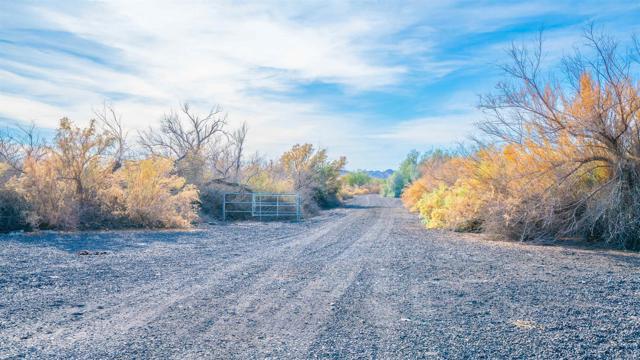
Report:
1,1,639,170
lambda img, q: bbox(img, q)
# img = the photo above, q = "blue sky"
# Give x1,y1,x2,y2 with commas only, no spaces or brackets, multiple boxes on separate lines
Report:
1,1,639,169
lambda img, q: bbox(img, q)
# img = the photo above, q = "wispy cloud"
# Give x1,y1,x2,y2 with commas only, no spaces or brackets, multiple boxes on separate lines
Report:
1,1,639,168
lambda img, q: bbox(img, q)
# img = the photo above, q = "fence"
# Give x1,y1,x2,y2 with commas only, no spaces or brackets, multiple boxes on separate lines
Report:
222,192,301,221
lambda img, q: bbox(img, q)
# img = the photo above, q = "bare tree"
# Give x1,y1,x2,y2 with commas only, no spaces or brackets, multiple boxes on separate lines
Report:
207,122,248,182
239,151,264,184
0,123,46,173
231,122,248,181
94,102,128,171
139,102,227,162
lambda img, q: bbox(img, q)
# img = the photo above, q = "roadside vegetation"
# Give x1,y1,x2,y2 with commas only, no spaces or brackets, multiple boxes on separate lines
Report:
398,28,640,250
380,150,420,197
246,143,345,214
340,170,382,198
0,104,345,231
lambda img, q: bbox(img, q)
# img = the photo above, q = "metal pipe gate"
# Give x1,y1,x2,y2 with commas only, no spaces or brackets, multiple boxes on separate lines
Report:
222,192,301,221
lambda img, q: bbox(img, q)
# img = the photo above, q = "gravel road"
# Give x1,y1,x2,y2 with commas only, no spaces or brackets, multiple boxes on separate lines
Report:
1,194,639,359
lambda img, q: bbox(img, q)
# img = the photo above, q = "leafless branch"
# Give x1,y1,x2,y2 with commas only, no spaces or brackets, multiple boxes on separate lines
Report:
138,102,227,162
94,102,128,170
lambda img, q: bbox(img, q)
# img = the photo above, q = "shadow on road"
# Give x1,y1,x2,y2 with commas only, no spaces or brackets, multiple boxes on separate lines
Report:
491,236,640,260
341,204,383,209
0,229,206,254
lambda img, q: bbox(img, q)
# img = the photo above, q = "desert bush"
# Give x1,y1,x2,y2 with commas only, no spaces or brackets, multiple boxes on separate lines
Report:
1,117,199,230
1,105,346,227
244,157,293,194
403,141,578,238
138,103,249,220
341,182,381,197
0,187,29,232
402,28,640,249
198,179,253,219
343,171,371,187
401,150,460,210
381,150,420,197
340,171,382,197
340,186,365,198
11,153,83,229
364,180,382,194
409,146,549,234
280,144,345,213
381,172,401,197
403,149,485,231
6,119,113,229
244,144,345,215
0,163,29,231
100,157,199,228
477,28,640,249
138,103,248,184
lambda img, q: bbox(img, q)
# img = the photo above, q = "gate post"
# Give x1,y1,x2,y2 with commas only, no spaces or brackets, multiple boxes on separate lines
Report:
222,193,226,221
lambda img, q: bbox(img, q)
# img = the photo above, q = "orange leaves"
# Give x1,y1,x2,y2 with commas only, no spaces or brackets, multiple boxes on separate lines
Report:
578,72,597,111
403,69,639,243
502,144,518,163
401,178,430,211
402,144,562,234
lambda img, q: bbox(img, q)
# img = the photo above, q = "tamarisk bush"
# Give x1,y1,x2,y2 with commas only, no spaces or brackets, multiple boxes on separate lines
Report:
479,28,640,248
403,28,640,249
0,118,199,231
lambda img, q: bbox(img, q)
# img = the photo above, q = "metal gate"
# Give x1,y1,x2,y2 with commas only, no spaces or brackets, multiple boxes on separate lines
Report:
222,192,301,221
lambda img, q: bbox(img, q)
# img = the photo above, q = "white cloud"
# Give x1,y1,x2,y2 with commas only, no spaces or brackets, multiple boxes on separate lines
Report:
1,1,639,169
0,94,72,128
0,0,415,168
368,113,477,144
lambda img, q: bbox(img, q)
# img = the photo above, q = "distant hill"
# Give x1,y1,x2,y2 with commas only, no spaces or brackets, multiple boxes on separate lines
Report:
341,169,394,179
365,169,394,179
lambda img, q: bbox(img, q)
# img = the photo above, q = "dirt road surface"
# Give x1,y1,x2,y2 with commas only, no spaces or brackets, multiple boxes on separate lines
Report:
1,195,639,359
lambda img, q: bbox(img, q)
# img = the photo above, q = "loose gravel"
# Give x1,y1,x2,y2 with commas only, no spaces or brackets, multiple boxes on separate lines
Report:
1,195,639,359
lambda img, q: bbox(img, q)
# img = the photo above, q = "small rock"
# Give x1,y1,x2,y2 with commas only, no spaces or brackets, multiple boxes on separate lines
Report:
77,250,108,256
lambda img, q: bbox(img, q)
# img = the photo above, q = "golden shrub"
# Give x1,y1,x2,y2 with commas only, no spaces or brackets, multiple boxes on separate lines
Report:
10,154,81,229
101,157,199,228
242,144,345,214
246,169,293,193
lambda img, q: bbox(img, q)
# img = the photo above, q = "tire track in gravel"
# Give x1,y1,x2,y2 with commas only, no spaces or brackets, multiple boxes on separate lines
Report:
306,199,400,358
5,194,640,359
186,198,396,359
103,198,391,358
30,198,378,357
7,208,351,354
